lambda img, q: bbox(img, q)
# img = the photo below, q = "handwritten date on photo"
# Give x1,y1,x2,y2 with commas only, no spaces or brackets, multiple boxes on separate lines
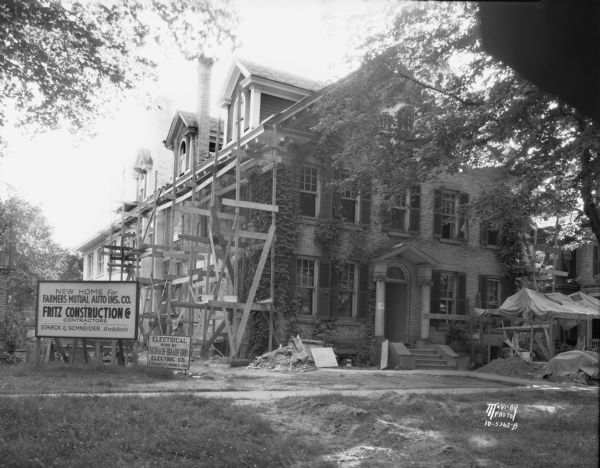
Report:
485,403,518,430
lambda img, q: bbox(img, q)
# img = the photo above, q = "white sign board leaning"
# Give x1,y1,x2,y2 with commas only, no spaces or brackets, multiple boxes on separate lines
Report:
148,335,191,370
36,281,138,340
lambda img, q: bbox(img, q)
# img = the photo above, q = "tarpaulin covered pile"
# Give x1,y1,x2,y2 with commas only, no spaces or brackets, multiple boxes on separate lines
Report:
474,288,600,321
537,350,600,383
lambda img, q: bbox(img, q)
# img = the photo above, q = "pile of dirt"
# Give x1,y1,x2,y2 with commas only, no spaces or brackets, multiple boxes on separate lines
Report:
475,355,544,378
248,345,316,373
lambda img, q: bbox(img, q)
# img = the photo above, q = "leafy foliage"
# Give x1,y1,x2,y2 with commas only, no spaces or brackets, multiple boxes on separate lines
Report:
0,0,237,137
311,2,600,245
0,192,82,356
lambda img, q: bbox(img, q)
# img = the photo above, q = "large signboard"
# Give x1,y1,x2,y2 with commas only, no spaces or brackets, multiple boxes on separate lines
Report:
148,335,191,370
36,281,138,340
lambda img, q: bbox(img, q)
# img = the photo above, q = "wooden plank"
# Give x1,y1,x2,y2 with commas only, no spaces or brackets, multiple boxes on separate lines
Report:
207,300,272,311
176,205,241,221
423,313,469,321
170,301,207,309
537,268,569,277
220,228,269,241
311,347,339,368
380,339,389,370
233,224,276,355
221,198,279,213
161,251,206,260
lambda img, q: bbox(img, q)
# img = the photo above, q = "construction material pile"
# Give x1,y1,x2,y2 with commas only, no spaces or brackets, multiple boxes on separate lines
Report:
536,350,599,385
248,345,317,373
476,356,544,379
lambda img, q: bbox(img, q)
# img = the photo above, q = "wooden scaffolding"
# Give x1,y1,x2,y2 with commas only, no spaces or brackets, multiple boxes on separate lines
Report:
114,117,282,359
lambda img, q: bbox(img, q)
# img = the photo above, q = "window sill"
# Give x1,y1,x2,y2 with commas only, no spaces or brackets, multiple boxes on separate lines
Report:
384,230,413,238
298,216,318,225
438,238,468,246
341,223,364,232
485,244,500,250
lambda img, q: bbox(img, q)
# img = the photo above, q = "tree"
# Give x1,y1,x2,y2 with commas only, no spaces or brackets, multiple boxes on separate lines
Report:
311,2,600,246
0,0,237,139
0,192,83,357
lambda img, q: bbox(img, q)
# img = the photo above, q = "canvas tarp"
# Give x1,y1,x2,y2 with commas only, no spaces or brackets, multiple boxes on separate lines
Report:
474,288,600,321
537,350,600,381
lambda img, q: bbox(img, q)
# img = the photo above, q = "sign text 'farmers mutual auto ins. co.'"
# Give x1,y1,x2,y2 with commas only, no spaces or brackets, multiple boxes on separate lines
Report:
36,281,138,340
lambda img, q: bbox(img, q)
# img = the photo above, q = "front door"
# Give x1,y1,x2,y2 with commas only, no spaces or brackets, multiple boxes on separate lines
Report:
385,282,409,343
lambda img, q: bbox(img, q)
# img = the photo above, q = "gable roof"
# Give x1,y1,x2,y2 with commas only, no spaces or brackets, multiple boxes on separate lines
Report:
164,112,221,150
236,58,324,92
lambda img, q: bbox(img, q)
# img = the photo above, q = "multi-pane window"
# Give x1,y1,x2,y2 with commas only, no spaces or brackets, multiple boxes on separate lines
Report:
340,182,358,223
487,277,501,307
299,167,318,217
336,263,355,318
594,245,599,276
391,186,420,232
296,258,316,315
439,272,456,315
434,189,469,241
378,113,395,133
335,171,371,225
96,248,104,276
86,252,94,279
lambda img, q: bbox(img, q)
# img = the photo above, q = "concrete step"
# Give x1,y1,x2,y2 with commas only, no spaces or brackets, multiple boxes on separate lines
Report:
414,356,446,363
408,349,439,355
415,362,453,369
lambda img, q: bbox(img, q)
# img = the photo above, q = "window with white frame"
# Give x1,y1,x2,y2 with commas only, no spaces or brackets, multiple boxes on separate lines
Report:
336,171,370,225
396,106,415,131
391,186,420,232
434,188,469,241
86,252,94,279
439,272,456,315
178,140,187,174
295,258,316,315
299,167,318,217
96,248,104,276
336,263,356,318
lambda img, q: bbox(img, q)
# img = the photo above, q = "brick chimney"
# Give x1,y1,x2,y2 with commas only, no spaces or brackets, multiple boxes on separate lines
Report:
196,58,213,163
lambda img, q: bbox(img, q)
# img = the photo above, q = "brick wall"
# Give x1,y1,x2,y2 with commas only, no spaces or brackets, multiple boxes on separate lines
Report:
287,166,506,345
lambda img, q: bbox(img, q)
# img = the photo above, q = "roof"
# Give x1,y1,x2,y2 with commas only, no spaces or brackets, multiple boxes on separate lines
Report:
237,58,325,92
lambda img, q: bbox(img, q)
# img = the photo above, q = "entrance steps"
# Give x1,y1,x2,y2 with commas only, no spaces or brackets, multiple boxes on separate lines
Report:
407,348,454,370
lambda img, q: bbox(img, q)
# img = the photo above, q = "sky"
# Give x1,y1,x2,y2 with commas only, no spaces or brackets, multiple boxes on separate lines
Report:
0,0,395,250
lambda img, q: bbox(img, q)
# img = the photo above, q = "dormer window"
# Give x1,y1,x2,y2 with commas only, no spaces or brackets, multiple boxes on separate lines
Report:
178,140,187,174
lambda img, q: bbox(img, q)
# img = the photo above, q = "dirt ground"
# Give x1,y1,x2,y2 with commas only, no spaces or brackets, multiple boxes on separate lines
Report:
1,360,598,467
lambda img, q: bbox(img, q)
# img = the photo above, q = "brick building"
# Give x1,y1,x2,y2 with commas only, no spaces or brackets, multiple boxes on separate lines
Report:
78,58,597,362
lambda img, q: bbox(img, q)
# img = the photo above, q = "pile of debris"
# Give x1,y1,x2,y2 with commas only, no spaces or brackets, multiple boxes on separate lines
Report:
248,345,316,372
248,336,330,373
475,356,544,379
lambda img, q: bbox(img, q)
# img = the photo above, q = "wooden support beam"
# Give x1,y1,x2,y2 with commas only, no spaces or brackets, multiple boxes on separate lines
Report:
207,300,272,311
221,198,278,212
170,301,207,309
176,206,241,221
233,224,275,356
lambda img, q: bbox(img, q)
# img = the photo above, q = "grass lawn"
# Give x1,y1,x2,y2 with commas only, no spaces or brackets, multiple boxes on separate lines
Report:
0,362,180,394
0,395,324,467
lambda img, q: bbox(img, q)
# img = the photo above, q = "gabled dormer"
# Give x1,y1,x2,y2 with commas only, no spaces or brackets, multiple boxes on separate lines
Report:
164,111,198,177
218,58,324,145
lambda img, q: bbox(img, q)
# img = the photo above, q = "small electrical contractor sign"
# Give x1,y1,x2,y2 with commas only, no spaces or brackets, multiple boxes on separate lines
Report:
148,335,191,370
36,281,138,340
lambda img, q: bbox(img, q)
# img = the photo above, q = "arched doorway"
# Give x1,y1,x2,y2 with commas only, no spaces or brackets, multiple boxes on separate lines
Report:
385,265,410,343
